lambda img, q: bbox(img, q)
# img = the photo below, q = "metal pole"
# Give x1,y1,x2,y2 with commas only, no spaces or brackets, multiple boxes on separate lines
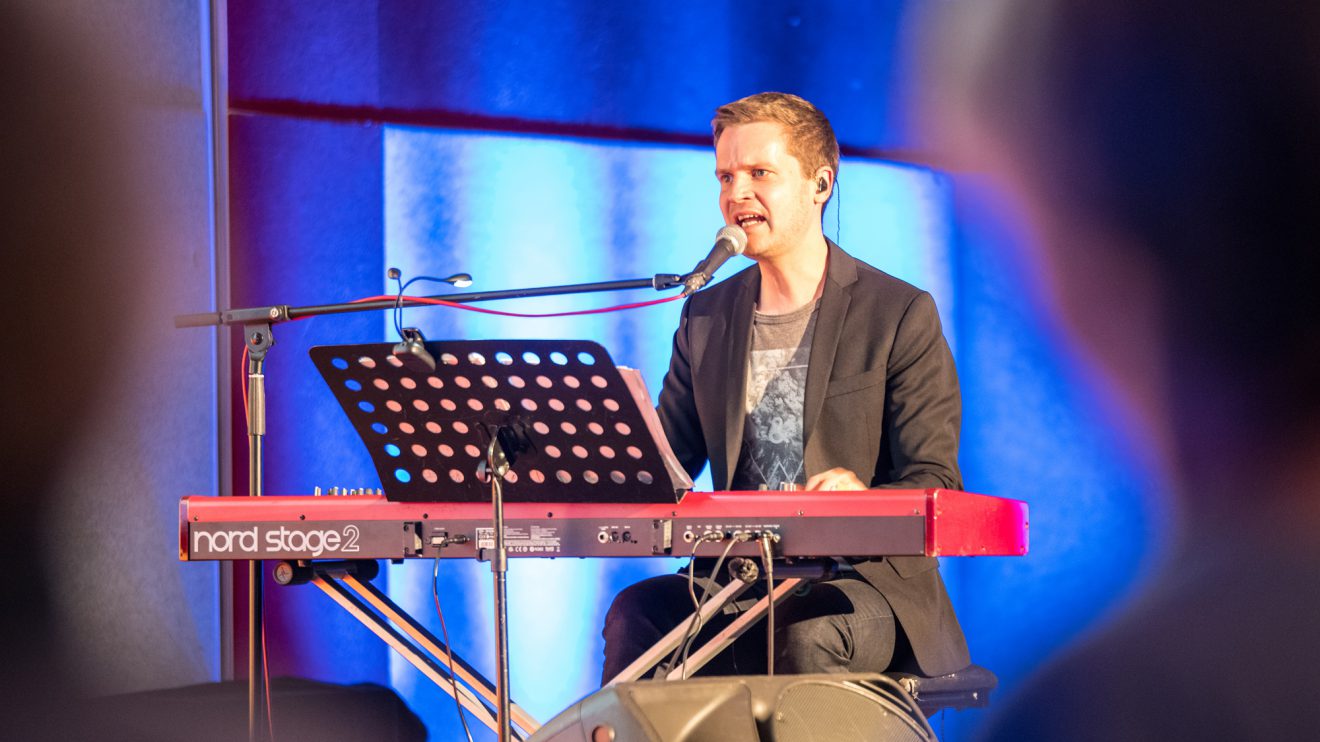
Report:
487,439,513,742
245,328,271,742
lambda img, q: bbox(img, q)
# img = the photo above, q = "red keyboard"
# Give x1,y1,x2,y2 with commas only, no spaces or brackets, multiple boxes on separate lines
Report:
180,489,1028,562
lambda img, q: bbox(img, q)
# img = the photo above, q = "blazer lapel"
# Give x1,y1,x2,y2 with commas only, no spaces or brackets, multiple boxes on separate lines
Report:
803,241,857,451
719,271,758,490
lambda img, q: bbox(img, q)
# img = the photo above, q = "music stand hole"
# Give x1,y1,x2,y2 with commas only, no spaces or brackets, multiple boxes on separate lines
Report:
556,470,572,483
438,444,454,457
544,445,562,458
344,379,362,391
422,469,438,483
577,352,596,365
440,353,459,366
358,356,376,369
637,471,653,484
400,377,417,390
427,376,443,388
373,378,390,390
550,352,569,365
508,375,526,388
400,422,416,434
425,421,441,434
332,358,349,370
588,422,604,435
521,399,538,412
561,422,577,435
468,352,486,365
495,352,514,365
583,470,599,484
523,351,541,365
386,400,402,413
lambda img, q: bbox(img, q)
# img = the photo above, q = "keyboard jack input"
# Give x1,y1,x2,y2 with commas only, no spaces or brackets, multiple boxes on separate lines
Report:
596,531,610,544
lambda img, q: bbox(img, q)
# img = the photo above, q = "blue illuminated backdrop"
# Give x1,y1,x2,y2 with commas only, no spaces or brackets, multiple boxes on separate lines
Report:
223,3,1162,740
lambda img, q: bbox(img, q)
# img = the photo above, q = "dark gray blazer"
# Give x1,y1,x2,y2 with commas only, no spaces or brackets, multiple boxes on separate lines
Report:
657,240,970,676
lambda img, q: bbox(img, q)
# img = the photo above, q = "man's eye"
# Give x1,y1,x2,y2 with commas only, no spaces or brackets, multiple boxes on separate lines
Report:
752,169,769,178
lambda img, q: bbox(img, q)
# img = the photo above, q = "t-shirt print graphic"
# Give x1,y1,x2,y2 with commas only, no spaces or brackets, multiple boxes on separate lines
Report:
731,331,814,489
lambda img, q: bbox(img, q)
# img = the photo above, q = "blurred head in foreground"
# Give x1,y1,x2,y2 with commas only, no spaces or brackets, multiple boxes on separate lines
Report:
924,2,1320,518
2,2,146,736
920,3,1320,739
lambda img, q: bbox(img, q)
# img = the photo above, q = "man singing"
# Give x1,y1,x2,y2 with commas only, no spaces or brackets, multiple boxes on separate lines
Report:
601,92,969,682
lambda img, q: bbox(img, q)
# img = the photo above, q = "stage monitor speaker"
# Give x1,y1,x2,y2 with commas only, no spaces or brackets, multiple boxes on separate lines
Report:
528,673,936,742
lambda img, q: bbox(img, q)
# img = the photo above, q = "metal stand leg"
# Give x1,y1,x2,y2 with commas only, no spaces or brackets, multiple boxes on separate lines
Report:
307,568,540,740
606,559,838,685
665,578,802,680
604,578,756,686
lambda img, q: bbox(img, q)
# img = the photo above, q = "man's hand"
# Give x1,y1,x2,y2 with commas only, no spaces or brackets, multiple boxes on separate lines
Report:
804,468,867,491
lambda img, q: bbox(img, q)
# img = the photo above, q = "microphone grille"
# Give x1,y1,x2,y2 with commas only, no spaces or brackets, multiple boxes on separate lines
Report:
716,224,748,255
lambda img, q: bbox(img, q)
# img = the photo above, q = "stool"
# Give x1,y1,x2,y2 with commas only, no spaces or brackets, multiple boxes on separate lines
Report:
887,663,998,716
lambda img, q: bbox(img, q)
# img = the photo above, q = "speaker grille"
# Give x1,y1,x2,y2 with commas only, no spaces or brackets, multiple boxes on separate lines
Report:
768,679,934,742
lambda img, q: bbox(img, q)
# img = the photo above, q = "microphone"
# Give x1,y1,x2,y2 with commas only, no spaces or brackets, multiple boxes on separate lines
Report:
681,225,748,297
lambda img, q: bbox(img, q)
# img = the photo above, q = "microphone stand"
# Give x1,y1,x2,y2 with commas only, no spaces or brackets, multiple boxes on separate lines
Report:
175,271,684,742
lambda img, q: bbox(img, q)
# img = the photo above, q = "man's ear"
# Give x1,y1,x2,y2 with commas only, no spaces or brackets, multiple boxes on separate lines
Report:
813,168,834,202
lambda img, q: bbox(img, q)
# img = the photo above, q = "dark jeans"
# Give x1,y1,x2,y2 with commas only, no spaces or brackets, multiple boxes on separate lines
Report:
600,571,897,685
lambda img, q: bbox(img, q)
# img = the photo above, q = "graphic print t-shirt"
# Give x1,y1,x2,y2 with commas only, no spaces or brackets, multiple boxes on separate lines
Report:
729,300,819,490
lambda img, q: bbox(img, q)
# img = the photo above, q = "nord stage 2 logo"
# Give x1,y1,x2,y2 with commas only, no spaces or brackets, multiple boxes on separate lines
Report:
189,521,398,560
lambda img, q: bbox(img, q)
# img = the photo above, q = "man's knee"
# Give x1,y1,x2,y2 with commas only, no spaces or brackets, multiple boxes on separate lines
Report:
774,580,898,673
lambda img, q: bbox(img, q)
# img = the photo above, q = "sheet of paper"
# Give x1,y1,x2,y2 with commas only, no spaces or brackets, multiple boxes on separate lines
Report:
617,366,694,495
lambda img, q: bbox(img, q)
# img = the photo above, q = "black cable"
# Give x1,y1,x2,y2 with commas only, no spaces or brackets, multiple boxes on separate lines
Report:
678,535,746,678
657,532,723,679
834,177,842,243
433,555,475,742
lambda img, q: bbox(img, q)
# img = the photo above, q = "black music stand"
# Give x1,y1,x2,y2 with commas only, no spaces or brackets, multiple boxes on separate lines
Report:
312,338,690,741
310,339,688,504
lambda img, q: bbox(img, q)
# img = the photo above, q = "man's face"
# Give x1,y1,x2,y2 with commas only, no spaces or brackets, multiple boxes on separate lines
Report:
715,121,822,260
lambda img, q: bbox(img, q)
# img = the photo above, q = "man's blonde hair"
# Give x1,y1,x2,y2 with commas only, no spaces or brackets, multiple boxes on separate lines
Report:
712,92,840,180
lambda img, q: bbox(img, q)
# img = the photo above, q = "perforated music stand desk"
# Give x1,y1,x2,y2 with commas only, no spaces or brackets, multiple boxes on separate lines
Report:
311,339,688,504
307,339,691,740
